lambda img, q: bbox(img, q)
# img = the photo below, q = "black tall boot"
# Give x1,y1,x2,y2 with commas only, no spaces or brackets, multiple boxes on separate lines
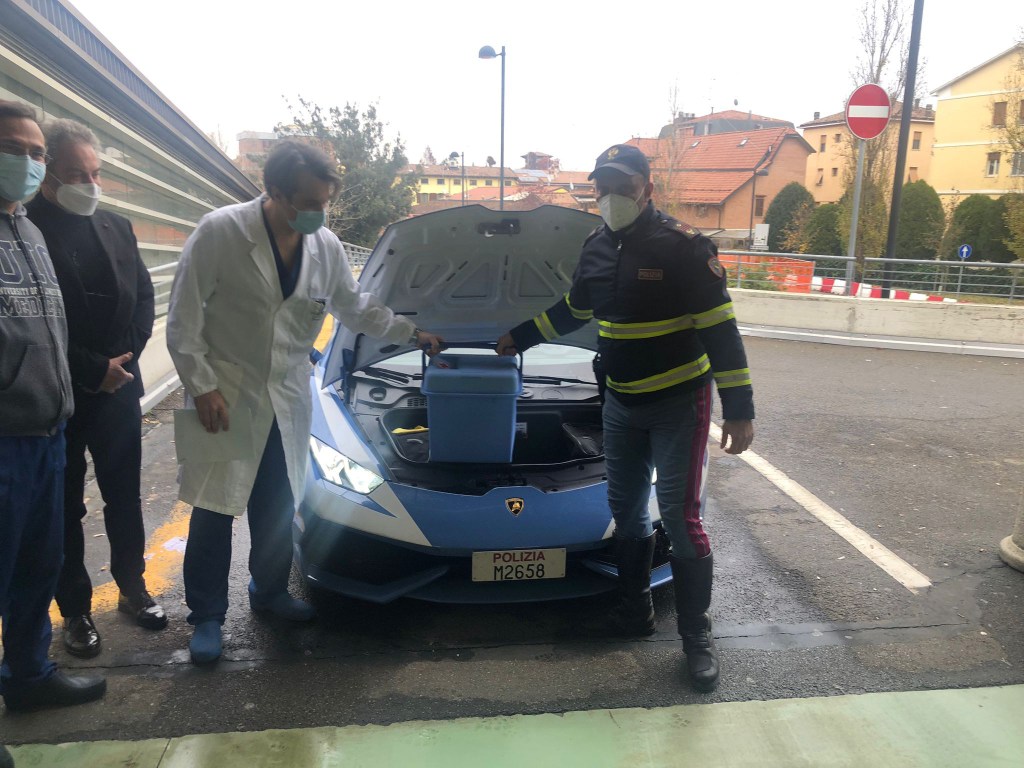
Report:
606,532,657,637
670,552,720,692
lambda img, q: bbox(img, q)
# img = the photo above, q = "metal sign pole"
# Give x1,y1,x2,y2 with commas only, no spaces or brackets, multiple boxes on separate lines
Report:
845,139,866,296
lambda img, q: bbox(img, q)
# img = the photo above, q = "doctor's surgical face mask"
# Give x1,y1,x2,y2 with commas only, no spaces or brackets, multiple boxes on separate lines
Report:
286,199,326,235
0,152,46,202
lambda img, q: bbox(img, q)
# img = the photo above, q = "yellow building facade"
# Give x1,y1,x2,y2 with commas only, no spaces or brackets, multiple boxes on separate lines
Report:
930,44,1024,210
799,104,936,204
404,164,518,205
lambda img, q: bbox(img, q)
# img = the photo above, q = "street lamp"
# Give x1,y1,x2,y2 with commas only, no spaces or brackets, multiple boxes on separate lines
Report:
478,44,505,210
448,151,465,205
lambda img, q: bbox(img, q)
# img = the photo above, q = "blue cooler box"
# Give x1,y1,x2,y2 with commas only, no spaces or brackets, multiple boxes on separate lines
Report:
422,353,522,462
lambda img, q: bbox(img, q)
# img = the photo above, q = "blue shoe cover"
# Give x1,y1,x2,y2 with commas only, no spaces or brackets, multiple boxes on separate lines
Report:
189,620,222,664
248,579,315,622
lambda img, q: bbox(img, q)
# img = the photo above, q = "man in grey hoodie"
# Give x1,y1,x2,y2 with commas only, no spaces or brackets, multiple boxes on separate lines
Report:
0,100,106,726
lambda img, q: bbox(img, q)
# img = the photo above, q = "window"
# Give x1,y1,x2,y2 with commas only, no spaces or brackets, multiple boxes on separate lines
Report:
993,101,1007,127
754,196,765,217
1011,152,1024,176
831,167,838,177
485,179,493,186
912,131,922,150
986,152,1000,176
436,178,444,185
1019,101,1024,124
908,167,919,182
690,140,701,148
469,179,477,186
697,204,708,217
819,134,826,152
420,178,429,184
454,179,461,185
815,168,824,186
834,133,841,143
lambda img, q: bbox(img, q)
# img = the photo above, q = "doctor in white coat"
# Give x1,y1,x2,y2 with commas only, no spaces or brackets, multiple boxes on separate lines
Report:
167,140,442,663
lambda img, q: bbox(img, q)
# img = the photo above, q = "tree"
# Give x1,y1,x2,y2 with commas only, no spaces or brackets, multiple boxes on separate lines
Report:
420,146,437,165
939,194,1013,262
803,203,844,256
1004,193,1024,261
486,156,496,167
995,42,1024,259
281,98,415,247
764,182,814,251
895,180,944,259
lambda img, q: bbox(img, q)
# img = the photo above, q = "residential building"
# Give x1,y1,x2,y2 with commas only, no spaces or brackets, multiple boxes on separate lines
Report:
798,101,936,205
626,126,813,247
404,163,518,205
660,109,794,139
930,44,1024,210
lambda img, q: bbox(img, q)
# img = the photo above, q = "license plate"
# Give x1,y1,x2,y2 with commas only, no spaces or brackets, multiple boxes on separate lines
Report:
471,548,567,582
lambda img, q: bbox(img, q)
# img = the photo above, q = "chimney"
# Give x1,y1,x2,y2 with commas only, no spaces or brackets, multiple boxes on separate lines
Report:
914,97,920,108
813,111,820,120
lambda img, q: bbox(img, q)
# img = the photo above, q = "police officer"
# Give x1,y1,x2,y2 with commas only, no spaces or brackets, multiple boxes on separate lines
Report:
497,144,754,692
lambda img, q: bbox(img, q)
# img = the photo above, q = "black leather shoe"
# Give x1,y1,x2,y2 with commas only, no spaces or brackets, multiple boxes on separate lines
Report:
118,590,168,630
1,670,106,712
62,615,101,658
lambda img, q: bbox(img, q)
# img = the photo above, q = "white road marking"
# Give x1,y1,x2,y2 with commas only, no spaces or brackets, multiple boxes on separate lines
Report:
710,424,932,594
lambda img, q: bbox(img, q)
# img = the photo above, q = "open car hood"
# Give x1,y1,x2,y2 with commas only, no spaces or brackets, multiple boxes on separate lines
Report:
324,205,602,384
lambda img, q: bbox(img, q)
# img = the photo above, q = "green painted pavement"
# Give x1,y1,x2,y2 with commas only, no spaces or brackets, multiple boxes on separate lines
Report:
7,685,1024,767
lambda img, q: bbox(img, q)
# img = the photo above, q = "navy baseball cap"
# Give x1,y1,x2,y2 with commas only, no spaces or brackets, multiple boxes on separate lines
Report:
588,144,651,181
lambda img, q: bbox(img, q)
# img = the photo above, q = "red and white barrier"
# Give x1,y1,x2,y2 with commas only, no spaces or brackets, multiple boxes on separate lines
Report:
810,276,957,303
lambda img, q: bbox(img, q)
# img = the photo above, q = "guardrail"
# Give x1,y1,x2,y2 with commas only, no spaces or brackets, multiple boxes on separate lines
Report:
722,250,1024,303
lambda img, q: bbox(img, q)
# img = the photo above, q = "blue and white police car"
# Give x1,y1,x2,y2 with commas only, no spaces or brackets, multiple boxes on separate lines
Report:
297,205,672,603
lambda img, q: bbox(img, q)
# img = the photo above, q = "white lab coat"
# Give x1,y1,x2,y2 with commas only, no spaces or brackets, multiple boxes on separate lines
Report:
166,197,414,515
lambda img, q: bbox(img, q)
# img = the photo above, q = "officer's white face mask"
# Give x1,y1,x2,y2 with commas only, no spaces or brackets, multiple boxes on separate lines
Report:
54,176,101,216
598,188,645,232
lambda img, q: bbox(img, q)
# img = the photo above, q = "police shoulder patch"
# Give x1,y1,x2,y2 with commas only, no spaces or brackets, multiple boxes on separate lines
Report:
707,256,725,278
658,217,699,239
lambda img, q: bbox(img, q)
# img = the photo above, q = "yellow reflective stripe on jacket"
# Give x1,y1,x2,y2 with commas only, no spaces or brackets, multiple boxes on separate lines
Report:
607,354,711,394
691,302,736,330
533,311,558,341
713,367,752,389
597,314,694,339
565,293,593,320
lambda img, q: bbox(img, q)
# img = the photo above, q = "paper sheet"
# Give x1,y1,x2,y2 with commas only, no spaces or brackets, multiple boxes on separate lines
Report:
173,407,255,464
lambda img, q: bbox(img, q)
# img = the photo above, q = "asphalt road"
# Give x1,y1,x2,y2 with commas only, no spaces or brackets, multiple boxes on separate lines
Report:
3,337,1022,746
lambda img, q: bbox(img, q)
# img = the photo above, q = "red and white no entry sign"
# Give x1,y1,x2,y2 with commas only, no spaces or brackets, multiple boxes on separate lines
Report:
846,84,891,140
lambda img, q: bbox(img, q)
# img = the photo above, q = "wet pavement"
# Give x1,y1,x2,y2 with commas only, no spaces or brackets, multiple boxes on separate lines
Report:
2,337,1022,761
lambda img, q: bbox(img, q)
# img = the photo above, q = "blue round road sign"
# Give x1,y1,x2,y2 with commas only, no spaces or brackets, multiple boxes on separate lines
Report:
958,244,972,261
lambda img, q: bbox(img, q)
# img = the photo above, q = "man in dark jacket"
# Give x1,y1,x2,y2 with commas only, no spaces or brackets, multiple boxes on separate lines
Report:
497,144,754,692
26,118,163,659
0,100,106,722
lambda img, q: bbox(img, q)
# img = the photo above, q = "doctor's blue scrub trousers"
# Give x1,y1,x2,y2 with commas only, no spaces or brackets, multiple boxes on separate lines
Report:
602,382,713,559
183,419,295,625
0,430,65,693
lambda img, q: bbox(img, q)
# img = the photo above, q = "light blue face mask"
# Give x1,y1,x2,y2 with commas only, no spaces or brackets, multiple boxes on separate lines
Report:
0,152,47,203
288,204,326,235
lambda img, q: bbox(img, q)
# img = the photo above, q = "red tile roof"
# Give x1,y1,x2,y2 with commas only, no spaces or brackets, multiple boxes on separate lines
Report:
624,128,813,205
798,101,936,128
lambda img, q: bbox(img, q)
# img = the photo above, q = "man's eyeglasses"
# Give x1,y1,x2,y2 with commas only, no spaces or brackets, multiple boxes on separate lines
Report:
0,142,51,164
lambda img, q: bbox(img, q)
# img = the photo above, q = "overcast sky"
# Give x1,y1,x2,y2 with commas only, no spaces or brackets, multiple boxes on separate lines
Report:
69,0,1019,172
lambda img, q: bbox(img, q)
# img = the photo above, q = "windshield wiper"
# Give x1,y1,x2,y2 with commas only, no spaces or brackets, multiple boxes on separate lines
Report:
521,374,595,386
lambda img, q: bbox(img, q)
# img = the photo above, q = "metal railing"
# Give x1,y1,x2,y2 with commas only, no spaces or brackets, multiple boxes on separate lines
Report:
147,241,371,320
723,250,1024,303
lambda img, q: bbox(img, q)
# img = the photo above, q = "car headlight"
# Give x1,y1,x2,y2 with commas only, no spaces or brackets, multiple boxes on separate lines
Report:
309,437,384,494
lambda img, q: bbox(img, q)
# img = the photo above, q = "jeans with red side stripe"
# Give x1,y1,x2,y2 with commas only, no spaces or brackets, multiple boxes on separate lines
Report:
602,383,712,559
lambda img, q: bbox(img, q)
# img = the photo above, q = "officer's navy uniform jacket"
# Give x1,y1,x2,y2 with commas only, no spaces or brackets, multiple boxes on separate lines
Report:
509,202,754,420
